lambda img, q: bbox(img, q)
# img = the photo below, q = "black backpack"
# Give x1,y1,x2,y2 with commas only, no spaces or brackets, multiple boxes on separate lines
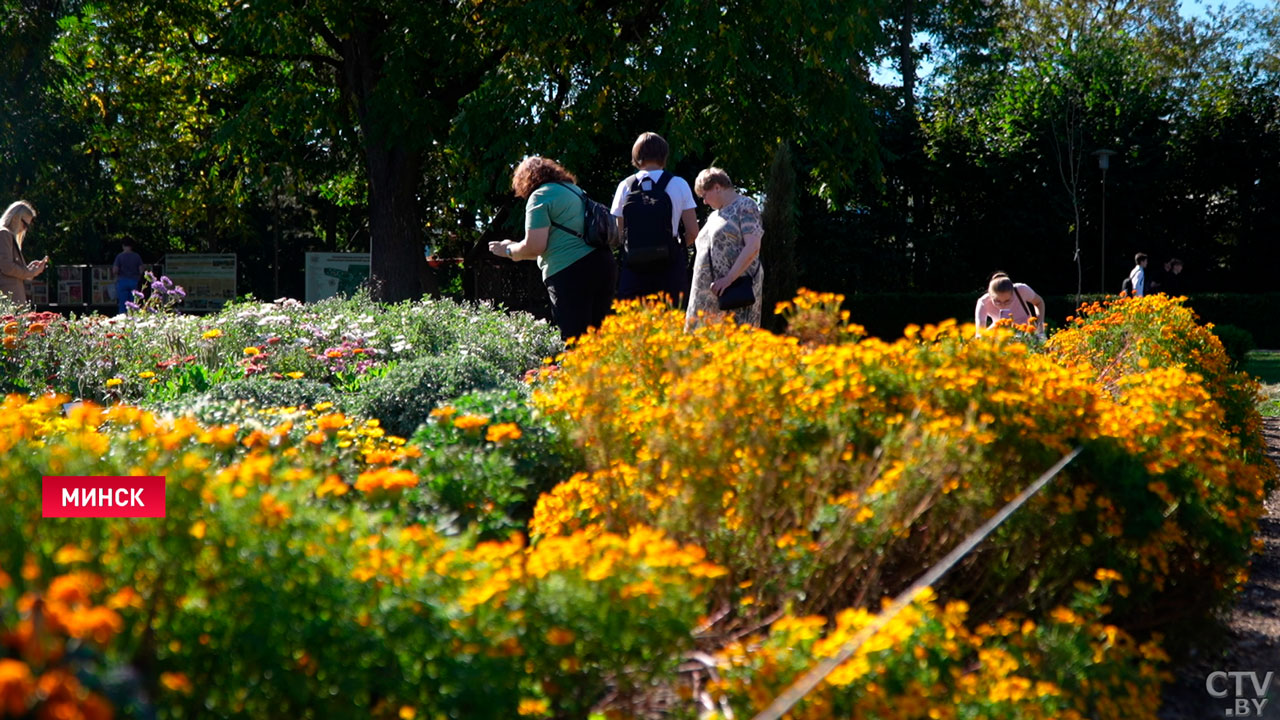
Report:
1121,276,1134,294
620,172,675,271
549,182,615,250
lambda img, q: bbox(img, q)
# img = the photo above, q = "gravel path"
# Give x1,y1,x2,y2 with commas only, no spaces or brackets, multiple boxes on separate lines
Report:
1159,417,1280,720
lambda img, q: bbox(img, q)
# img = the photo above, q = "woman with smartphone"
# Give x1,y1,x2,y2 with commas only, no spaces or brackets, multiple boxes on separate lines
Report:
0,200,47,307
974,272,1046,338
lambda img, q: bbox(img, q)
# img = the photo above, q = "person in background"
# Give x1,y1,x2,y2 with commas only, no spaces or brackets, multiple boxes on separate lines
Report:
1128,253,1148,297
1160,257,1184,295
111,239,145,315
0,200,47,306
686,167,764,330
974,272,1046,338
489,156,616,341
610,132,699,304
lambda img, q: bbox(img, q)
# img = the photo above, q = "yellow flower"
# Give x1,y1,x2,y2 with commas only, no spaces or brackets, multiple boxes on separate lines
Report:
53,545,91,565
202,328,223,339
138,371,155,379
399,706,417,720
105,378,123,387
190,520,207,540
286,371,305,379
243,346,261,356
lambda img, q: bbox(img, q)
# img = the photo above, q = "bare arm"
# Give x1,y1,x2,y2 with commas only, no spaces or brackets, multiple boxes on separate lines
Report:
489,226,549,261
680,208,699,247
710,229,762,295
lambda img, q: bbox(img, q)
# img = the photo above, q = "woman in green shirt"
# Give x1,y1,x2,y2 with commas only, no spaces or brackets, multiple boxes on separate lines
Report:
489,156,616,340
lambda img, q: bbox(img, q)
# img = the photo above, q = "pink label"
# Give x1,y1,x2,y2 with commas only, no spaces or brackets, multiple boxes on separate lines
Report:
42,476,166,518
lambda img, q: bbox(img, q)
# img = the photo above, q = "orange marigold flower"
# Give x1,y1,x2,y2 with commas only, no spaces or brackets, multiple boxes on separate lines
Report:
452,413,489,432
517,698,549,716
0,659,34,716
545,628,575,646
160,672,193,694
354,468,418,494
485,422,522,444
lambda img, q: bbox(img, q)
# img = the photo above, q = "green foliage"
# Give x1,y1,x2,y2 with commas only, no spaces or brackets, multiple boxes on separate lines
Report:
184,376,339,410
1211,324,1257,369
352,355,518,439
403,387,584,538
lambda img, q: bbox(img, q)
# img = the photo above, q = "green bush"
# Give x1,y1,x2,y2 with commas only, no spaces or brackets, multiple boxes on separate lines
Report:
352,354,519,437
191,376,340,408
1212,324,1256,368
404,387,583,537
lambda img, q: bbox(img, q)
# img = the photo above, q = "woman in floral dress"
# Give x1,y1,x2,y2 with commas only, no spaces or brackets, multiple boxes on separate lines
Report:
686,168,764,330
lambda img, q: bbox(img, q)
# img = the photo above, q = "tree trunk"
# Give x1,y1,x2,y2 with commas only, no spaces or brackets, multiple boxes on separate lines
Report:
342,26,432,302
364,141,433,301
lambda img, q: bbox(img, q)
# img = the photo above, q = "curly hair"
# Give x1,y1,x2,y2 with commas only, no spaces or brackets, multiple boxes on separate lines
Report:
511,156,577,199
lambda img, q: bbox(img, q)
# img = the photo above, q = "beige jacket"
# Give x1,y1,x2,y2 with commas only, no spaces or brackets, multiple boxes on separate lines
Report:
0,229,40,305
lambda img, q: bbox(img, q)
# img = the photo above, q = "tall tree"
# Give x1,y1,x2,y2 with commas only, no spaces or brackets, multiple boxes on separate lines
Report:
55,0,888,302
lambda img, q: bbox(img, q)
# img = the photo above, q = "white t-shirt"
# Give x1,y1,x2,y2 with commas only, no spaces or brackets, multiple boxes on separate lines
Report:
610,170,697,240
1129,265,1145,296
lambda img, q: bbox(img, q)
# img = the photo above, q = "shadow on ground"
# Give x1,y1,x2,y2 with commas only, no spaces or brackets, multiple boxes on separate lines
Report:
1159,418,1280,720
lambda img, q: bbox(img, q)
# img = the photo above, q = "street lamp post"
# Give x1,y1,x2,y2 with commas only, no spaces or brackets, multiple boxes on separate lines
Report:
1092,149,1116,293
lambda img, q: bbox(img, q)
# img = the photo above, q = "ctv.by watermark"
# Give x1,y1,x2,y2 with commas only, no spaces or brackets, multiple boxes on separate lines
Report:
1207,671,1278,717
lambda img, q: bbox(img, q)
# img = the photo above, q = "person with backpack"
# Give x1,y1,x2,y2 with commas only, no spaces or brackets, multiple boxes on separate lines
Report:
609,132,699,304
974,272,1046,338
1126,253,1148,297
489,156,616,341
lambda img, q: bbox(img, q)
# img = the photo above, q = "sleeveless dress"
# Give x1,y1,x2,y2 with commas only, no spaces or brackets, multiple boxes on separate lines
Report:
686,196,764,329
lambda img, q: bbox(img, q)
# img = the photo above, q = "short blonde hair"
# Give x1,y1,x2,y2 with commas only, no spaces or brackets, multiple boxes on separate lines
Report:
0,201,36,244
694,167,732,195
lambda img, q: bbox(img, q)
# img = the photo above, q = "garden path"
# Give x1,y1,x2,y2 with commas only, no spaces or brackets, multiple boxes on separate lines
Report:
1159,417,1280,719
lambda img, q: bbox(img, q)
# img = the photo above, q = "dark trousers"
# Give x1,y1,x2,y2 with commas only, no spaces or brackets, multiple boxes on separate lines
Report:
544,247,617,341
616,239,689,305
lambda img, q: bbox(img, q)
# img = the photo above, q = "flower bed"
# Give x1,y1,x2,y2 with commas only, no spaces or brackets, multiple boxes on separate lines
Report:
0,291,1272,718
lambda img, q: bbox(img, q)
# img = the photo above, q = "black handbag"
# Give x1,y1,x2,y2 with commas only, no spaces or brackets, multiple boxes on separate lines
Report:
717,273,755,311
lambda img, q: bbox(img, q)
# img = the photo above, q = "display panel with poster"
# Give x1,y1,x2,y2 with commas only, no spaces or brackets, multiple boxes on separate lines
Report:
305,253,371,303
25,278,48,305
56,266,87,306
163,254,237,311
90,265,116,307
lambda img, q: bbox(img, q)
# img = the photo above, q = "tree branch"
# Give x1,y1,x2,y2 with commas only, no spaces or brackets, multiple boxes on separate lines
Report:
185,28,341,71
